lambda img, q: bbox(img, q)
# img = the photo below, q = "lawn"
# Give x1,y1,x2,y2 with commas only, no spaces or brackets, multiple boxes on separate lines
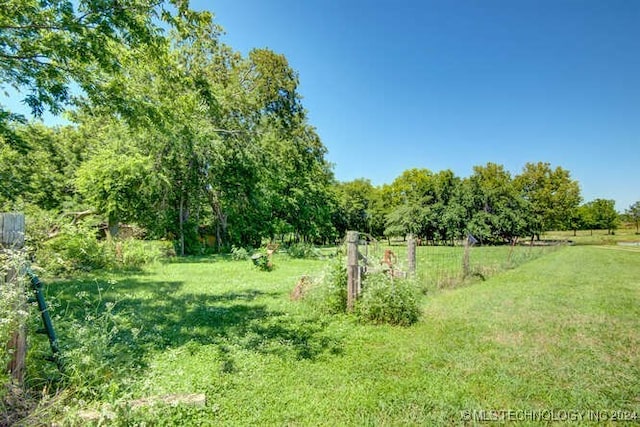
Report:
23,245,640,425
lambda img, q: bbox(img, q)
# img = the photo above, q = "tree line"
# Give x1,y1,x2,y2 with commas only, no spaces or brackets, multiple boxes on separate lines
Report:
1,1,635,254
333,165,629,245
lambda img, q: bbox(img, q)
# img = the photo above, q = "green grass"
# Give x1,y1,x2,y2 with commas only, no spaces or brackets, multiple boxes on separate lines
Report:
22,246,640,425
544,227,640,246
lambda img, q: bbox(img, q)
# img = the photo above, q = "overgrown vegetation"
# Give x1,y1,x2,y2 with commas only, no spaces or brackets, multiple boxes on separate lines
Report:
0,250,29,399
1,0,638,424
36,225,173,275
355,274,421,326
2,245,637,425
286,242,322,259
305,258,348,315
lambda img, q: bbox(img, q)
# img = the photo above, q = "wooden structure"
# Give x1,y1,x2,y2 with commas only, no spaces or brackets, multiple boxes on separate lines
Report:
346,231,360,311
1,212,26,385
407,234,416,276
346,231,417,311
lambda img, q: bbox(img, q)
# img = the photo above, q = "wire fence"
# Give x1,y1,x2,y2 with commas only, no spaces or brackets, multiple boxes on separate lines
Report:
373,239,566,292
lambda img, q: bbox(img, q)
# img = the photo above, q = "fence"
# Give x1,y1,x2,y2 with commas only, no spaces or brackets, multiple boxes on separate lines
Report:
345,231,417,310
1,212,27,386
416,239,565,290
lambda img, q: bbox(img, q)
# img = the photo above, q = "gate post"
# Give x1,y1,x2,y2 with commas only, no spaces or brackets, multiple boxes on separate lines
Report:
346,231,359,312
407,234,416,276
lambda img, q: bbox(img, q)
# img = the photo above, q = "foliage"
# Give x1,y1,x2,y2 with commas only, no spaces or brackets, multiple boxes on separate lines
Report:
355,274,421,326
0,250,29,396
35,223,169,274
333,179,377,236
54,286,134,401
580,198,619,234
39,224,110,274
0,124,84,210
0,0,592,254
0,0,205,119
286,242,321,259
514,162,582,235
75,147,152,237
230,245,250,261
251,248,274,272
305,257,347,314
625,201,640,233
113,239,168,269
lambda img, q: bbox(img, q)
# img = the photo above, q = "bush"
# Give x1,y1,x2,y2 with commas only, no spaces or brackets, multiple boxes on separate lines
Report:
287,243,321,259
355,274,421,326
230,245,250,261
114,239,167,269
36,224,172,275
38,224,112,274
251,251,274,271
305,258,347,314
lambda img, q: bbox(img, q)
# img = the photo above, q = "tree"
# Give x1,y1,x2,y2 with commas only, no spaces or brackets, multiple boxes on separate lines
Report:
333,179,377,235
581,199,619,234
0,0,203,119
514,162,581,238
0,122,84,210
75,147,152,238
465,163,530,244
625,201,640,234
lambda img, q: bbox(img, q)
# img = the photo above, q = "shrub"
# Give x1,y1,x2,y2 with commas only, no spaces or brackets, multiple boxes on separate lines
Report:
251,251,274,271
355,273,421,326
305,258,347,314
230,245,250,261
38,224,113,274
36,223,173,275
116,239,167,269
287,243,320,259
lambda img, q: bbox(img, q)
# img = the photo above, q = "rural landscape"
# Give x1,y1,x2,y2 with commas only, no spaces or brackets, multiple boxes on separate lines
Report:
1,0,640,425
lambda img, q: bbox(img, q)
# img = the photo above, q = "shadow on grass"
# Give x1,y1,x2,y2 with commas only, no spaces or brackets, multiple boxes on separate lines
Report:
33,274,343,391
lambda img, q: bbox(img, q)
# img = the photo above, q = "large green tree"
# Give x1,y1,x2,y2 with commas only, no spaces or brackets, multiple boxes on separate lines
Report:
465,163,530,244
514,162,581,238
625,201,640,234
581,199,619,235
333,179,377,236
0,0,202,119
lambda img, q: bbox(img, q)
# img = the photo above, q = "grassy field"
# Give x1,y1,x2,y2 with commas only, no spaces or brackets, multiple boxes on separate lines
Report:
19,244,640,425
543,227,640,246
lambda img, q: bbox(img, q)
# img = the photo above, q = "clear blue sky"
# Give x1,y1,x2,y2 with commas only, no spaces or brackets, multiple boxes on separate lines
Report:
197,0,639,211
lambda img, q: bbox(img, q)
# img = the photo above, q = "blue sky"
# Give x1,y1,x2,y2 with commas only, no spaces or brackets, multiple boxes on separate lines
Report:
197,0,639,211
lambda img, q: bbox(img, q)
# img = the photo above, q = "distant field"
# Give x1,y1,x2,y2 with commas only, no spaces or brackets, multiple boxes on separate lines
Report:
23,245,640,425
543,227,640,245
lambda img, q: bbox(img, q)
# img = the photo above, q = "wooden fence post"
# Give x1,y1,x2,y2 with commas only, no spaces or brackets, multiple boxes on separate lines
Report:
1,212,27,386
407,234,416,276
462,235,471,278
346,231,359,312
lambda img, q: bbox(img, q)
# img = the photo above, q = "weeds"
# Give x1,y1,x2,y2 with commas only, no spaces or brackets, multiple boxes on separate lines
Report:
355,274,421,326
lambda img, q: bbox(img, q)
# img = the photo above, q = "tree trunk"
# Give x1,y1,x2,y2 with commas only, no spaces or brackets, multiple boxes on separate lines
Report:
107,212,119,239
179,193,185,256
